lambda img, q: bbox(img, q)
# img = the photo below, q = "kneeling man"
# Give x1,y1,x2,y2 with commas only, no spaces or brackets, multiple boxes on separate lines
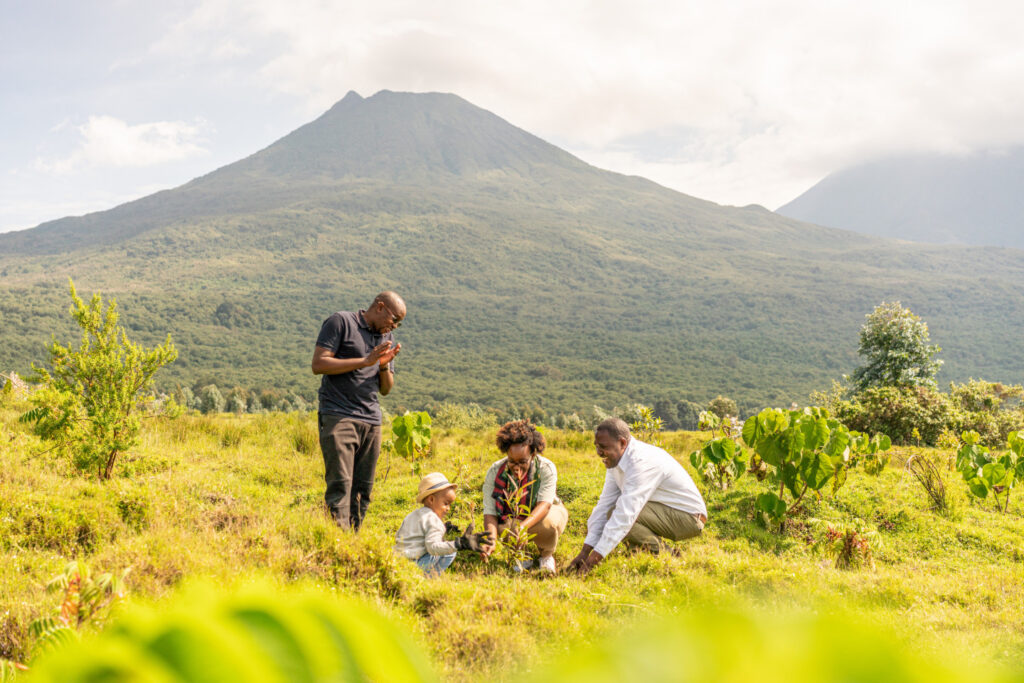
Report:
568,417,707,576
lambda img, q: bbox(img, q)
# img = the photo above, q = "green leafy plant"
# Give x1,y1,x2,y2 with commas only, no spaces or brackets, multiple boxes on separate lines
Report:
492,477,537,572
851,431,892,475
741,407,892,528
955,430,1024,512
391,411,433,474
25,580,437,682
19,280,177,479
689,411,748,491
630,404,664,444
27,560,131,661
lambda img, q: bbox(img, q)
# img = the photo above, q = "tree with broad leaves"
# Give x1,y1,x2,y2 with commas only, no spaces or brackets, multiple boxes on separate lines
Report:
850,301,942,391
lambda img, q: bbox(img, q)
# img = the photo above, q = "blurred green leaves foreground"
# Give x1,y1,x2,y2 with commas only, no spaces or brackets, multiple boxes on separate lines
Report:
15,579,1017,683
23,581,436,683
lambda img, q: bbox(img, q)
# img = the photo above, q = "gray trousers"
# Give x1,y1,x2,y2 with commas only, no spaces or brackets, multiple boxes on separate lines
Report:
319,414,382,530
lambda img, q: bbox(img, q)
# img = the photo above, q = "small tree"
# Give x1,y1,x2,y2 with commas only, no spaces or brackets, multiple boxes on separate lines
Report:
198,384,225,414
21,281,177,479
707,395,738,419
850,302,942,391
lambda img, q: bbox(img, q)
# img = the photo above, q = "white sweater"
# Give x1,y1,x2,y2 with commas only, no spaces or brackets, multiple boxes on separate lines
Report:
394,507,457,559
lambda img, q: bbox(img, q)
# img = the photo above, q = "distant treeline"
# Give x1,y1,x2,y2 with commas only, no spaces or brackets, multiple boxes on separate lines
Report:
163,379,742,432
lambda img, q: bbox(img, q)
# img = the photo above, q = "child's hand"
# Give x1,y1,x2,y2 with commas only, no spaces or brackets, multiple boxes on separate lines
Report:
444,521,461,535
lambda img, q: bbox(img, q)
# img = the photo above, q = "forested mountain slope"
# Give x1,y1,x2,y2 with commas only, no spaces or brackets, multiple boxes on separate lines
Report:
3,91,1023,415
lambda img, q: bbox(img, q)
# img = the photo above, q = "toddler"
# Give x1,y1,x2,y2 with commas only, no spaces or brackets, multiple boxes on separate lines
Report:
395,472,491,575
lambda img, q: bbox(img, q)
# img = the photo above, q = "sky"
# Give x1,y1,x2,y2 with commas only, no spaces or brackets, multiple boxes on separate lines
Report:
4,0,1024,233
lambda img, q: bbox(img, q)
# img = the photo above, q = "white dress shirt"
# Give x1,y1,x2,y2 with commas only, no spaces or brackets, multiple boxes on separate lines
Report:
585,437,707,557
394,506,457,559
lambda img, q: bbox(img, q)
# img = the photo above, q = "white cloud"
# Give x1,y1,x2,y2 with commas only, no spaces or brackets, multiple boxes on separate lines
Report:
140,0,1024,207
35,116,208,174
9,0,1024,216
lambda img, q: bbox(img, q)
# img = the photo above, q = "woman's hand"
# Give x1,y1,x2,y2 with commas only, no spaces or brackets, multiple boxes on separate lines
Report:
481,516,499,559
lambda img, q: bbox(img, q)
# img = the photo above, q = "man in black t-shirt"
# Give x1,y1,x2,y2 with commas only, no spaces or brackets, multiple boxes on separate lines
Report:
312,291,405,529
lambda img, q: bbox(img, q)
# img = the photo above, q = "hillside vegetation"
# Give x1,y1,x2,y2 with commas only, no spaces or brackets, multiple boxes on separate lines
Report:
2,399,1024,680
3,91,1024,417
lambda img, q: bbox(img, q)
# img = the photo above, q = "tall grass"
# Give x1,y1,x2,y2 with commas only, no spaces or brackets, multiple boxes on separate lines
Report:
2,401,1024,680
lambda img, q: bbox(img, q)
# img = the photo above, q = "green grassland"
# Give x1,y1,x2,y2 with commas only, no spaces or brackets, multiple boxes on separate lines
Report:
3,400,1024,680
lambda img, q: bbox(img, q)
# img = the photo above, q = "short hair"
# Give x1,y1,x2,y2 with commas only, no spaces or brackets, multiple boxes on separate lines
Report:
495,419,546,456
595,417,630,441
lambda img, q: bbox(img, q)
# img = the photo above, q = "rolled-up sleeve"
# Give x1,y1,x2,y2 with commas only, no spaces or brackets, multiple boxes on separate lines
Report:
593,458,664,557
423,514,457,556
584,472,621,548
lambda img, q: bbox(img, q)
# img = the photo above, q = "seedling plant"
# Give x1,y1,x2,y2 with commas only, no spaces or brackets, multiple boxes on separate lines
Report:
740,407,892,530
689,410,749,492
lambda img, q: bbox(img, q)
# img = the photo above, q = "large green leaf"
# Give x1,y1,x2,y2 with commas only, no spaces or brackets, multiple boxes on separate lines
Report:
831,466,848,495
799,416,829,452
824,427,851,462
798,451,835,491
966,476,989,499
756,433,788,468
755,493,787,521
741,415,762,448
689,451,702,469
980,462,1010,489
706,437,737,465
783,427,806,463
781,462,801,499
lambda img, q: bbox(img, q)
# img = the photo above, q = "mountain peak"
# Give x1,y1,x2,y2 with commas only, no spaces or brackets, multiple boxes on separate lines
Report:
241,90,586,181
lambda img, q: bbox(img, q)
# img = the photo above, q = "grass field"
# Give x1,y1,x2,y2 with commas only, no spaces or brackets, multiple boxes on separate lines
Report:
2,399,1024,680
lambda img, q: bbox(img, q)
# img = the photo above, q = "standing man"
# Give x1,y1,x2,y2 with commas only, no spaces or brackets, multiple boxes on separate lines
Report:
567,417,707,576
312,291,405,530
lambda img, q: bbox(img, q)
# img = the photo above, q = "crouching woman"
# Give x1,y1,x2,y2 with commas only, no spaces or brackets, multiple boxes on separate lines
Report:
481,420,568,573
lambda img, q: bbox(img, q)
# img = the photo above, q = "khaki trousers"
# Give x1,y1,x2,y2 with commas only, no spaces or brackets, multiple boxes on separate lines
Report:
617,501,704,553
499,501,569,557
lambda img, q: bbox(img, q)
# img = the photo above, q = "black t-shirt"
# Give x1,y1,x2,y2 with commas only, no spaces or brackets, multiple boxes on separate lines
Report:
315,310,394,424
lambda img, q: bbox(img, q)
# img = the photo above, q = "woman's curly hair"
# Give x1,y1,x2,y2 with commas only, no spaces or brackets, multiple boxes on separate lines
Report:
495,419,546,455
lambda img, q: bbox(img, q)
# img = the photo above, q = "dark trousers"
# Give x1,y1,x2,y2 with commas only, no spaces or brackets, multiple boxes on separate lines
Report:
318,414,382,530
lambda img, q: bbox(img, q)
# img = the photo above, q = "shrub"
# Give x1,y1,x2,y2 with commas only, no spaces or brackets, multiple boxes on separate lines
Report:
955,430,1024,513
676,400,703,430
835,385,952,446
432,402,497,430
948,379,1024,446
20,281,177,479
740,406,891,529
